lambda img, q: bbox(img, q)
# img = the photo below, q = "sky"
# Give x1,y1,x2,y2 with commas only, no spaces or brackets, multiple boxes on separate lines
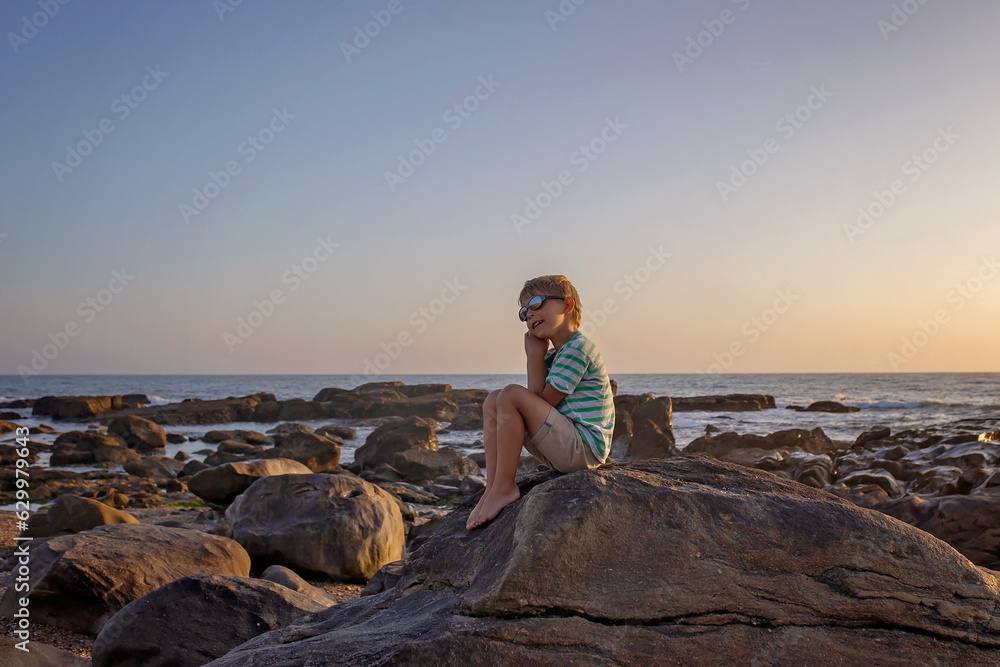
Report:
1,0,998,377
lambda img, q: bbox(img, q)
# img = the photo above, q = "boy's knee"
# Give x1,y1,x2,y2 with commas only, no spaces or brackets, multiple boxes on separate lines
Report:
484,389,501,412
497,384,523,406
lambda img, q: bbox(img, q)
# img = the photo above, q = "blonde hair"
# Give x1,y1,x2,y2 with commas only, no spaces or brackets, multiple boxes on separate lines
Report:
518,275,582,328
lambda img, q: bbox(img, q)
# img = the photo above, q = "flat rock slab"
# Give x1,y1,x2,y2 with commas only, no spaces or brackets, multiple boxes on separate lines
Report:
206,457,1000,665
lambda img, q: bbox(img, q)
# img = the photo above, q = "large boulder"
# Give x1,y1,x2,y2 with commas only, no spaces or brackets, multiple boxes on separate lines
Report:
0,524,250,635
188,459,313,506
91,574,329,667
391,448,480,482
261,432,342,472
33,395,122,420
354,416,438,470
226,473,404,581
108,416,167,451
622,396,676,461
0,637,89,665
32,494,138,536
207,457,1000,665
123,456,184,478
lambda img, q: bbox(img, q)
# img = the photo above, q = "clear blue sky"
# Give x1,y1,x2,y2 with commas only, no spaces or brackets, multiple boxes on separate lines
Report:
2,0,998,376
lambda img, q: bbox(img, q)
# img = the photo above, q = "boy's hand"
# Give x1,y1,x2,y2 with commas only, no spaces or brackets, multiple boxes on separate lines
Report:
524,330,550,359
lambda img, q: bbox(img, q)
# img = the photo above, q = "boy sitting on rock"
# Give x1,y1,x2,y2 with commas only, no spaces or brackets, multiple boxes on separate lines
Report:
466,274,615,530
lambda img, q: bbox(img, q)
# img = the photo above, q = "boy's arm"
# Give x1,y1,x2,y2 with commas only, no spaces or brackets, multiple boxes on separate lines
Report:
526,335,567,407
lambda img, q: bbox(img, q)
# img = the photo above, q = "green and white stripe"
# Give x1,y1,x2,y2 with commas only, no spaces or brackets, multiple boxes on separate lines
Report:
544,330,615,461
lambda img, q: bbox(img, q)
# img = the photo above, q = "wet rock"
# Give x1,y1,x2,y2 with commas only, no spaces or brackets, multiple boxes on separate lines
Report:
316,424,358,440
875,494,1000,570
166,432,187,444
361,559,405,597
100,393,275,426
837,469,902,499
801,401,860,413
0,524,250,635
92,574,329,667
207,458,1000,666
93,443,143,464
392,449,479,482
910,466,967,496
226,473,404,581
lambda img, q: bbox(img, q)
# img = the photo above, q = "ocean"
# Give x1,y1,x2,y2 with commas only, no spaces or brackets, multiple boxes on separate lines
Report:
2,374,997,458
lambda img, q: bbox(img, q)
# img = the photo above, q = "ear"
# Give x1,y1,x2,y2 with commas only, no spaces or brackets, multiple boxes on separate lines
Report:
564,296,574,313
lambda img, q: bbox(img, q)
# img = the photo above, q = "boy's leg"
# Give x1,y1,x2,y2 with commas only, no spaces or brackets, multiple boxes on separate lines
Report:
468,385,551,529
467,389,500,528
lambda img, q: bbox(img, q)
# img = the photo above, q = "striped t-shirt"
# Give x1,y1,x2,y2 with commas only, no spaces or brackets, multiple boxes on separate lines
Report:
543,330,615,462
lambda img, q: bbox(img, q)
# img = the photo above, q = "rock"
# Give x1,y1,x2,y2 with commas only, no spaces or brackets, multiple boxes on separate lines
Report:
392,449,479,482
204,429,273,444
377,482,439,505
837,469,902,498
260,565,338,606
350,382,453,398
315,424,358,440
107,416,167,452
855,427,891,448
121,394,150,409
226,473,404,581
166,432,187,444
803,401,860,413
123,457,184,479
276,398,330,421
670,394,776,412
206,457,1000,666
91,574,329,667
99,393,274,426
313,386,353,402
0,636,89,665
29,424,57,434
875,495,1000,570
354,416,438,470
0,524,250,635
766,428,838,454
33,395,123,420
174,450,190,461
623,396,676,461
217,439,265,456
262,432,342,472
361,559,405,596
459,474,487,496
446,408,483,431
53,431,123,450
181,459,210,477
93,443,143,464
188,459,313,506
36,494,138,536
266,422,314,437
980,431,999,442
909,466,968,496
685,431,771,458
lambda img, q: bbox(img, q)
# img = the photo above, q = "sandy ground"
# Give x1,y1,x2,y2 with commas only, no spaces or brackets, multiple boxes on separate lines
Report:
0,509,365,660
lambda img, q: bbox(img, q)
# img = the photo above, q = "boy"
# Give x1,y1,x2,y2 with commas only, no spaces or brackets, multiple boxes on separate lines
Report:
466,274,615,530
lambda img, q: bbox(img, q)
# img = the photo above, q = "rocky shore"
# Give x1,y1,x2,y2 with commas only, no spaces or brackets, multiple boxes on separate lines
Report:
1,381,998,665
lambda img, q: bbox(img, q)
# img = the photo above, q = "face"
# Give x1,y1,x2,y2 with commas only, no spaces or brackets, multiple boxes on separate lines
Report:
521,293,572,338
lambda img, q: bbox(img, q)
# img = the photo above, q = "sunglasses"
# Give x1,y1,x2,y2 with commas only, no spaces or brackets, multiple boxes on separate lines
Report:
519,294,566,322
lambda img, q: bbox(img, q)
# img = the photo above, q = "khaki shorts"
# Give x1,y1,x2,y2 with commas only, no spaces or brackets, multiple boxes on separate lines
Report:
524,405,602,473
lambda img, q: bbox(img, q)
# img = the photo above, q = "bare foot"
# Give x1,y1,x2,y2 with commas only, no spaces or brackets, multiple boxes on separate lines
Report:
466,492,489,530
467,486,521,530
